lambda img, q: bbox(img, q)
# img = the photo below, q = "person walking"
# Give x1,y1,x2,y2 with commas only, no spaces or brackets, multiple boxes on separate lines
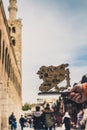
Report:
9,112,16,130
19,115,25,130
76,109,84,129
29,118,33,128
80,107,87,130
62,112,71,130
43,103,54,130
12,118,17,130
33,106,44,130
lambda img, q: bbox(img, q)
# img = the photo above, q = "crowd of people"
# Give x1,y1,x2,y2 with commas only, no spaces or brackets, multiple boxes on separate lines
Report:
8,103,55,130
8,105,87,130
8,74,87,130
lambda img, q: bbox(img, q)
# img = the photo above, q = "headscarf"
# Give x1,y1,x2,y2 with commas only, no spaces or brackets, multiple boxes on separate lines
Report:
64,112,70,118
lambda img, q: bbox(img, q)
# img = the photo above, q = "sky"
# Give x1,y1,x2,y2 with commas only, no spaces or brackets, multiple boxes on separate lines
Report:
3,0,87,104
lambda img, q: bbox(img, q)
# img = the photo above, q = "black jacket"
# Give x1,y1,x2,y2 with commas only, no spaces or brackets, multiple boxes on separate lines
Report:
19,117,25,126
33,111,44,129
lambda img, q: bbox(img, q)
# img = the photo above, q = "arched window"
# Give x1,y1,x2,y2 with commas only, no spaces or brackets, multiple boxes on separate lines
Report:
5,48,8,72
8,59,11,78
7,54,9,77
2,41,5,64
12,39,16,46
12,26,16,33
10,65,13,81
11,37,16,46
9,27,11,33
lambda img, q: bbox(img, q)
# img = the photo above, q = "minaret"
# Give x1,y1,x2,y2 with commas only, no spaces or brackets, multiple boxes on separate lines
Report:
8,0,18,20
8,0,22,72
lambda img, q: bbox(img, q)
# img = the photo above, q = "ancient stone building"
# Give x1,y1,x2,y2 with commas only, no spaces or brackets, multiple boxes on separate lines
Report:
0,0,22,130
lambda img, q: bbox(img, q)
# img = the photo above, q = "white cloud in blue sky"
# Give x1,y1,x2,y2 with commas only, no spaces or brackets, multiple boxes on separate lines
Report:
3,0,87,104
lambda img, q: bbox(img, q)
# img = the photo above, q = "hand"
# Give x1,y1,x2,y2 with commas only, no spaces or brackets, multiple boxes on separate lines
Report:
68,84,87,103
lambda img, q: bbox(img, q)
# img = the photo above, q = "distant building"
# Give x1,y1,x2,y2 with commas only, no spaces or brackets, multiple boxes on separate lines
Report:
0,0,22,130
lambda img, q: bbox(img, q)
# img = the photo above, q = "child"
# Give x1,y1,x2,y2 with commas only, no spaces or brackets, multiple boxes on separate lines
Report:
13,118,17,130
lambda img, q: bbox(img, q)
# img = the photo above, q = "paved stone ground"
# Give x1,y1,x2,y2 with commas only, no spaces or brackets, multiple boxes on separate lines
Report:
23,127,63,130
22,126,75,130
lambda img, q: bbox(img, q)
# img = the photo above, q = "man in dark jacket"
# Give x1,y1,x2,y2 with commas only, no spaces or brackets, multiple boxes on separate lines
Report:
19,115,25,130
33,106,44,130
9,112,16,130
63,112,71,130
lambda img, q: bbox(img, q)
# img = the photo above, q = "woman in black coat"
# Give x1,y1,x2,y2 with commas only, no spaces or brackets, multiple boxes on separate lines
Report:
63,112,71,130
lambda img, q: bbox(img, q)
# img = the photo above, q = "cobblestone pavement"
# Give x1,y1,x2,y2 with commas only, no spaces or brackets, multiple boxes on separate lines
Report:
20,126,75,130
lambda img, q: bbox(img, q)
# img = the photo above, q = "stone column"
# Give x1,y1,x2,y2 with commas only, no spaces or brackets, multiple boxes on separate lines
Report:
1,82,9,130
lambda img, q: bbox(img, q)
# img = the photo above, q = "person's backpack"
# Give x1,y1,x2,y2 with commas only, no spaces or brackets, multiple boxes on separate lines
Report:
45,113,54,127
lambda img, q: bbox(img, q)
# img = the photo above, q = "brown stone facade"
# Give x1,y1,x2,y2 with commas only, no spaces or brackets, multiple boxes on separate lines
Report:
37,64,71,92
0,0,22,130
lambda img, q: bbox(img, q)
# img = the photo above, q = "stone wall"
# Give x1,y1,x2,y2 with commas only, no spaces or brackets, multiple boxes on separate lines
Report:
0,1,22,130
